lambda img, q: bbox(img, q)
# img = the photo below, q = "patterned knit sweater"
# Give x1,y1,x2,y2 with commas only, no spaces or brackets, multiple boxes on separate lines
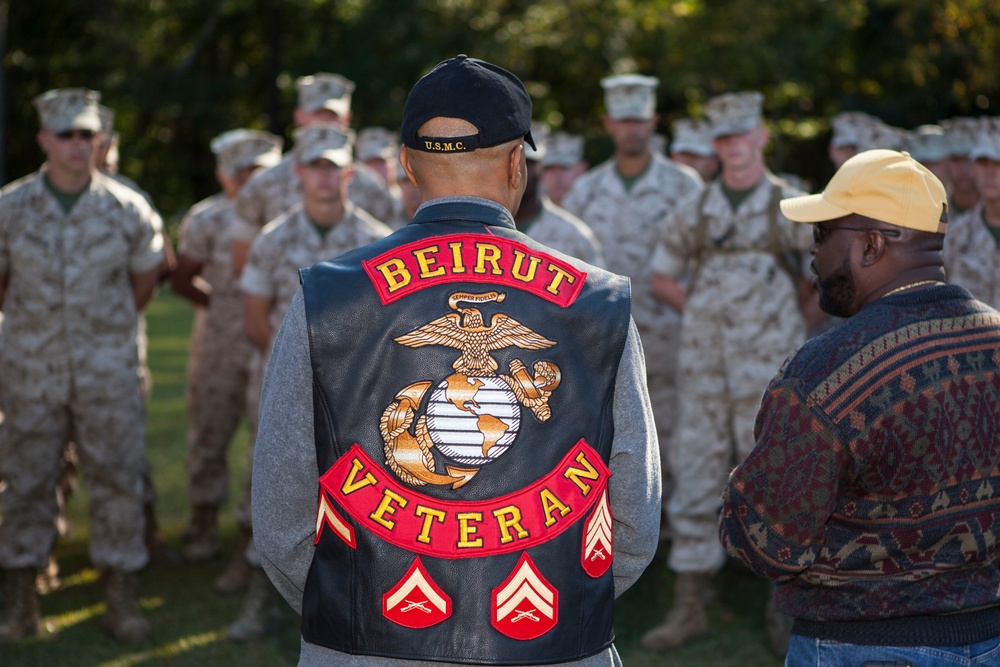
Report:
719,284,1000,645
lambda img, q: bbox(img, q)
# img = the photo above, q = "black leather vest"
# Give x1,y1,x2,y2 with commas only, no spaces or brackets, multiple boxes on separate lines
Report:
299,200,631,664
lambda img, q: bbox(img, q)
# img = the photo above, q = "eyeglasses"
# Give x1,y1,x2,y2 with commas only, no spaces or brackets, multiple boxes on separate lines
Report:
54,129,97,141
812,224,901,244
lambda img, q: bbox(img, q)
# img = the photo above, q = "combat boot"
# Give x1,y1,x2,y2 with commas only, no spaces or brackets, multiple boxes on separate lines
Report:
182,505,221,562
102,569,150,642
213,525,253,594
228,567,279,641
640,572,710,651
0,568,41,643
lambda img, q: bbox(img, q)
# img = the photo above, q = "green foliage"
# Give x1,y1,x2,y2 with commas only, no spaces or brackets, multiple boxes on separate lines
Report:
4,0,1000,216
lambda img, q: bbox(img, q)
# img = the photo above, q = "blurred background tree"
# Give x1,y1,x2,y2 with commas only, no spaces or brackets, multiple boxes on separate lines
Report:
3,0,998,219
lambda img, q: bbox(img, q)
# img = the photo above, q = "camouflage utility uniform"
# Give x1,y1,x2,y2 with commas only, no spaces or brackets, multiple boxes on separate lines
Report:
563,153,702,479
522,197,605,267
0,169,163,572
177,193,253,509
650,173,810,572
232,155,395,246
944,203,1000,309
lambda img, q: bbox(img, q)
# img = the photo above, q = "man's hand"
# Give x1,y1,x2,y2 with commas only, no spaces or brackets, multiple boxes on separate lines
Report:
170,254,210,307
651,272,687,313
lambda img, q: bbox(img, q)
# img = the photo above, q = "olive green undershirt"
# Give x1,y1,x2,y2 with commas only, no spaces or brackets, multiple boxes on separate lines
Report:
616,161,651,193
44,174,87,214
309,215,334,240
720,181,756,212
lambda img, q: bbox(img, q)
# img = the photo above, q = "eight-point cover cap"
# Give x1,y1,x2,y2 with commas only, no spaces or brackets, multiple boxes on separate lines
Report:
401,55,535,154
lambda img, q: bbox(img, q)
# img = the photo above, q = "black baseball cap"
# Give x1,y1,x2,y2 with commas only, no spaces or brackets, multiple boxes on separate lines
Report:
401,55,536,154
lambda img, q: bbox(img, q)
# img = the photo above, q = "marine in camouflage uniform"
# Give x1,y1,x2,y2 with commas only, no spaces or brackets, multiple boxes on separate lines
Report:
513,126,604,266
230,123,391,641
231,73,395,275
171,129,285,572
944,116,1000,309
643,92,811,655
562,75,702,519
0,88,163,643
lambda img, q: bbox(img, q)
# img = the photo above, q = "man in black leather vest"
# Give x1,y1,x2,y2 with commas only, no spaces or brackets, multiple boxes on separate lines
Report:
251,55,661,666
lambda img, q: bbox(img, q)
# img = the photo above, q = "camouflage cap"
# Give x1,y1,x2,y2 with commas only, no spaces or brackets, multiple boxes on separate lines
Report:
969,117,1000,162
829,111,879,148
907,124,949,164
670,118,715,157
524,122,549,161
293,123,354,166
940,117,979,158
355,127,397,163
856,120,910,152
601,74,658,121
541,132,584,168
211,129,284,176
33,87,102,134
296,72,355,117
705,91,764,138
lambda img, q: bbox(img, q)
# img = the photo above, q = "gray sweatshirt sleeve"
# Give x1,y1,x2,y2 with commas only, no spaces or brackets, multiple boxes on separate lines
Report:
608,318,662,598
252,287,317,612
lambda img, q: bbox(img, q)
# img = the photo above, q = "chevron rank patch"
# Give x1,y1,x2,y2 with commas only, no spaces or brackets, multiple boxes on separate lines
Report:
581,488,613,577
383,557,452,628
491,552,557,640
315,491,356,548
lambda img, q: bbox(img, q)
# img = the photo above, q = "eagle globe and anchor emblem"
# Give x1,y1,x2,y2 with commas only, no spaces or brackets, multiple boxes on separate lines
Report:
380,290,562,489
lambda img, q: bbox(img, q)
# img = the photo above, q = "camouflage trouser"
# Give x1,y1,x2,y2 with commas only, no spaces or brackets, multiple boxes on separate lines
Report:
0,390,148,571
235,350,267,529
185,322,251,508
667,317,792,574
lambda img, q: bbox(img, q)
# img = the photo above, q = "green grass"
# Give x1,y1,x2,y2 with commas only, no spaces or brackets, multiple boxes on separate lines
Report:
3,292,782,666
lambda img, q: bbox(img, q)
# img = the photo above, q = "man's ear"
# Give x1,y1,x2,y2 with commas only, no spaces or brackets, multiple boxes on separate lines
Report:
398,146,419,188
859,230,888,267
508,144,525,190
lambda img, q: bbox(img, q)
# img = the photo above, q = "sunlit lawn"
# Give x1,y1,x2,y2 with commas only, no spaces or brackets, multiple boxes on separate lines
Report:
3,291,781,667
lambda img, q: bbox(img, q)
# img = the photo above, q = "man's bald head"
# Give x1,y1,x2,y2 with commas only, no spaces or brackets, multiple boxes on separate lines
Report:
399,116,526,213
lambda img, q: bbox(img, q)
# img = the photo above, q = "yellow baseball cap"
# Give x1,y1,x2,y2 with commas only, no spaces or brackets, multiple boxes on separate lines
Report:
780,149,948,234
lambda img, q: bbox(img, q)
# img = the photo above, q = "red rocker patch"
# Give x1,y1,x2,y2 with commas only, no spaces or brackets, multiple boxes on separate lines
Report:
318,440,610,558
581,488,613,577
363,233,586,308
383,557,452,629
492,552,558,640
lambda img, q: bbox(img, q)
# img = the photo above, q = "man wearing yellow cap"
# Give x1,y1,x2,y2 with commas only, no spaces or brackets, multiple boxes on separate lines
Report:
720,149,1000,666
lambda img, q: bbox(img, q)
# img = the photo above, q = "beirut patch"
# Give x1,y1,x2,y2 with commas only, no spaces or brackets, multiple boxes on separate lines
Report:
363,234,586,307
